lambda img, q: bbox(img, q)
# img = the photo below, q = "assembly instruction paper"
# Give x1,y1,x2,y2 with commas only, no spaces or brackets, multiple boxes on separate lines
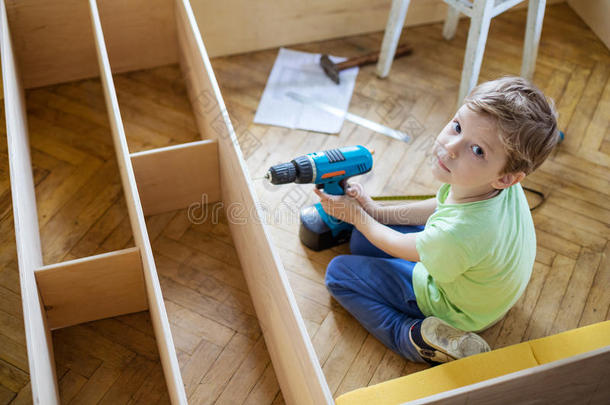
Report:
254,48,359,134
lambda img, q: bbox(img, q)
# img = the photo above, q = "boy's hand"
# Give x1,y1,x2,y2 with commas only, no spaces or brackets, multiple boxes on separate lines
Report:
344,182,380,217
313,187,372,226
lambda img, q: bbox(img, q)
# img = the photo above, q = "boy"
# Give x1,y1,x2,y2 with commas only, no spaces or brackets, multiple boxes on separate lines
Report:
314,77,559,364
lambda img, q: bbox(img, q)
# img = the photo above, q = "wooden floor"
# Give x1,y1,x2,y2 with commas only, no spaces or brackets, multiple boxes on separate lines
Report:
0,2,608,404
0,57,271,403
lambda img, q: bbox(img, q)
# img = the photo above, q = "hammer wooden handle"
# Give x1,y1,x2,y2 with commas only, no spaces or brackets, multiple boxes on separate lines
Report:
335,44,413,71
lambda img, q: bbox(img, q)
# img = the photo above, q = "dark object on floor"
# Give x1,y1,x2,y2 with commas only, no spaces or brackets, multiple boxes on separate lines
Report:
320,43,413,84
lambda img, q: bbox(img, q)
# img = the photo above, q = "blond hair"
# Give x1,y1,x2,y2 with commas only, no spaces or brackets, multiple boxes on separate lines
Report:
464,76,559,175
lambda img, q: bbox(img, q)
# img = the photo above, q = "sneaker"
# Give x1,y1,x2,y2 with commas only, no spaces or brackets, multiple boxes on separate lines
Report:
409,317,491,364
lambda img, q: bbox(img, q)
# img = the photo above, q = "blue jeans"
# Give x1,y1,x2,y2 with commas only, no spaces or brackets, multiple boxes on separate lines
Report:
325,225,426,362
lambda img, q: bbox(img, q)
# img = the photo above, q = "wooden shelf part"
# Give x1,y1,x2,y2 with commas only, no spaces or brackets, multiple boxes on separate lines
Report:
0,0,60,402
35,247,148,330
130,139,221,216
175,0,334,403
88,0,187,403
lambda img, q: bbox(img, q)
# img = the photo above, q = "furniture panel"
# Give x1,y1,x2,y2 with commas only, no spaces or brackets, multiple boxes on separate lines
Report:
88,0,186,401
130,140,221,216
407,347,610,404
336,321,610,404
35,247,148,330
0,0,60,402
5,0,177,89
174,1,334,403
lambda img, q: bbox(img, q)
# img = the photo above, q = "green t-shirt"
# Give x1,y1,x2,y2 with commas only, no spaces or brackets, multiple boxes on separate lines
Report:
413,183,535,332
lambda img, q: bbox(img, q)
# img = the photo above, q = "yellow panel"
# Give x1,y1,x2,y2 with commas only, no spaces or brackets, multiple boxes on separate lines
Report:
335,342,537,405
529,321,610,364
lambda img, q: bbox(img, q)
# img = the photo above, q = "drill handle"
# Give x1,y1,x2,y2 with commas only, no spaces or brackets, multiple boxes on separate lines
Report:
322,179,348,196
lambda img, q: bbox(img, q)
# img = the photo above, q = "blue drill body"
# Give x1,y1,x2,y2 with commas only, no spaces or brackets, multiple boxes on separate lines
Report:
308,146,373,236
308,145,374,195
265,145,373,250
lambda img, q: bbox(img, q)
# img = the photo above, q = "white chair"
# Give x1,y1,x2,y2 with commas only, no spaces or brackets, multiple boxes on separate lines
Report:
377,0,547,107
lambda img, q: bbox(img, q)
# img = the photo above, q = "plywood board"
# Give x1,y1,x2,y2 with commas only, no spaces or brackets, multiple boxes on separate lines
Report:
2,0,567,89
131,140,221,216
5,0,177,89
175,1,334,404
567,0,610,50
88,0,186,403
0,0,60,402
35,247,148,330
190,0,565,57
406,347,610,404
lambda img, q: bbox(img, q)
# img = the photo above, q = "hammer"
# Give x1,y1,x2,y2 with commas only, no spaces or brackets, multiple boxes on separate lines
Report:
320,43,413,84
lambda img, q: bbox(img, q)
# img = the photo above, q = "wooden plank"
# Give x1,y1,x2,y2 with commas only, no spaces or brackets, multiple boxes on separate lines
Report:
549,249,603,334
189,333,255,404
0,359,28,393
1,0,567,88
57,369,87,403
35,247,147,329
580,242,610,327
38,161,120,265
0,0,60,402
567,0,610,50
10,382,32,405
368,349,411,386
0,384,15,404
131,140,221,216
322,318,368,395
180,340,222,397
191,0,563,57
243,363,281,405
563,61,610,151
156,251,256,316
97,355,156,405
580,70,610,153
335,334,386,396
69,366,121,404
215,336,271,404
495,262,551,348
5,0,177,89
405,347,610,405
174,0,333,403
159,275,261,340
524,254,576,340
0,332,28,372
87,1,185,402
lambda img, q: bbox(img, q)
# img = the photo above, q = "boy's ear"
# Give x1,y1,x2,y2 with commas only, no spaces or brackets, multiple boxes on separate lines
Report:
492,171,526,189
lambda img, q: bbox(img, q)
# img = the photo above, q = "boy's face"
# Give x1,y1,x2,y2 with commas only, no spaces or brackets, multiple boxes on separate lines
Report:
431,105,509,190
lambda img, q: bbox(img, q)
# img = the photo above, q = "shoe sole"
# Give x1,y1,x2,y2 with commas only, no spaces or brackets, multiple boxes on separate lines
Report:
421,317,491,360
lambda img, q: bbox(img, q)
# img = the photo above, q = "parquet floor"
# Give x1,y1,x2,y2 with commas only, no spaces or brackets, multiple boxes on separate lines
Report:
0,58,271,404
0,2,608,404
211,1,610,399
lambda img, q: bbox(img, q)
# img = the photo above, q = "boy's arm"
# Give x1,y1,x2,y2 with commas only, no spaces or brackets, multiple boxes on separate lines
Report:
313,187,421,262
354,214,421,262
346,183,437,226
372,198,437,226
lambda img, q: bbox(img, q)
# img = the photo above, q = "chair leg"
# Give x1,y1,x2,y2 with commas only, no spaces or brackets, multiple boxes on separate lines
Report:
521,0,546,81
376,0,411,78
443,5,461,40
456,0,495,107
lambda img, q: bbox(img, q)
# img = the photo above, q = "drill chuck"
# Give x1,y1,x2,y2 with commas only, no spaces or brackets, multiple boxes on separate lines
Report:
265,162,297,184
266,155,314,185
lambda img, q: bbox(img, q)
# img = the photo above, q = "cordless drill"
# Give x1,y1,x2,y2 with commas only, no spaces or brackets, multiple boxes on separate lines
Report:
265,145,373,251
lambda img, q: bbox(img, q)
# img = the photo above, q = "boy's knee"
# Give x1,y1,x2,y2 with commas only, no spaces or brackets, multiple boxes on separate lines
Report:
325,255,354,291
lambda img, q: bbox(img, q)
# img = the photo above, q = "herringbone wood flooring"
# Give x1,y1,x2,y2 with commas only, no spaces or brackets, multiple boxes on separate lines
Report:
0,2,608,404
